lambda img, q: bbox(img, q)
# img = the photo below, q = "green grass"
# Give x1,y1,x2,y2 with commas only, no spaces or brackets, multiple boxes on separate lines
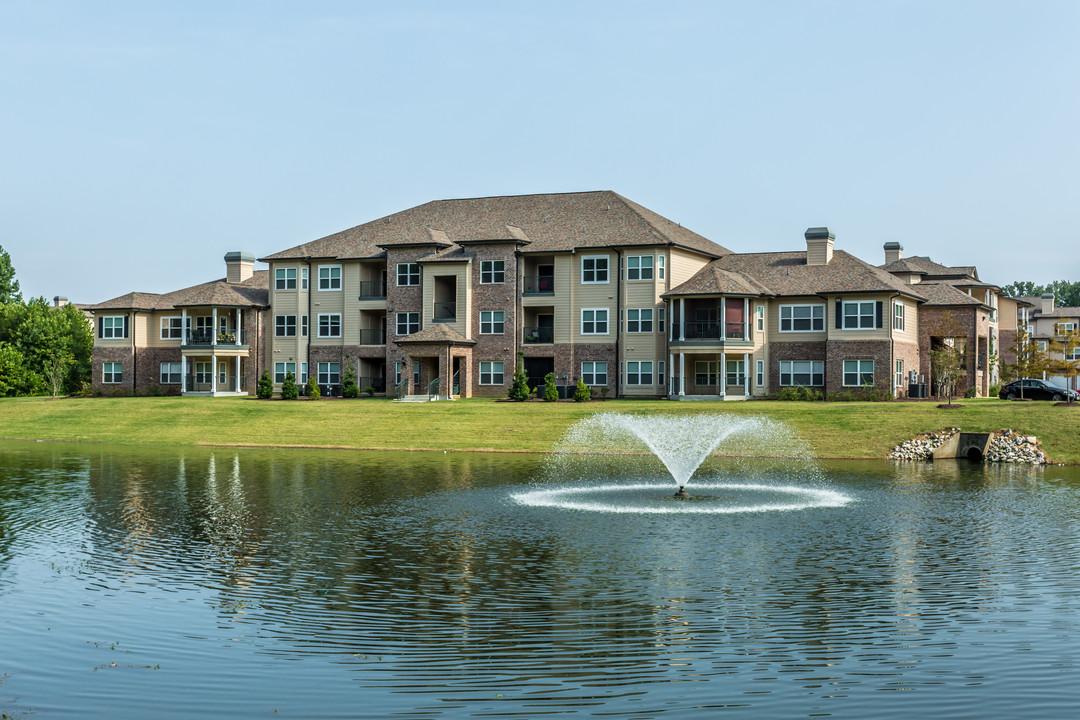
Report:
1,396,1078,463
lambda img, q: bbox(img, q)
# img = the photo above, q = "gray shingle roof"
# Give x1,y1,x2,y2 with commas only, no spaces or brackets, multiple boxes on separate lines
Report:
909,280,985,307
880,255,979,280
85,271,269,312
395,324,475,345
259,191,731,262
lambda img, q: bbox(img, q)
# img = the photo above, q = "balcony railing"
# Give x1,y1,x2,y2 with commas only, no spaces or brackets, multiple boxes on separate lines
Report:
523,326,554,344
358,376,386,393
358,280,386,299
523,275,555,294
184,374,246,392
675,322,746,341
358,328,386,345
725,322,746,340
184,328,246,346
433,301,456,322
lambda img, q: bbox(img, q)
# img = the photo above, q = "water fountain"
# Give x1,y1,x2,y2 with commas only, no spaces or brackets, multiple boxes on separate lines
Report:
512,413,851,514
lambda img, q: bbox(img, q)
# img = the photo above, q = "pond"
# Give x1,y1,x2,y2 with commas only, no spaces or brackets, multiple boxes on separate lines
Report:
2,439,1080,718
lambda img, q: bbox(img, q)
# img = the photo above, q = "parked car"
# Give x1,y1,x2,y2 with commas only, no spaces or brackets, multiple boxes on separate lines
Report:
999,378,1080,401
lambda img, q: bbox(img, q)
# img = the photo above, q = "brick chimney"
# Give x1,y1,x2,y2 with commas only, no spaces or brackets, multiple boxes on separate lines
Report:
1040,292,1055,314
224,252,255,284
883,241,903,265
805,227,835,266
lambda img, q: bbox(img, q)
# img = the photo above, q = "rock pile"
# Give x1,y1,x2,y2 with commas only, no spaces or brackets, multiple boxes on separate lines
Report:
889,428,959,460
985,429,1047,465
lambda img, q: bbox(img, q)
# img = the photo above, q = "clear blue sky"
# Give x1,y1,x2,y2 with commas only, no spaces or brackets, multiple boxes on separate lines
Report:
2,1,1077,303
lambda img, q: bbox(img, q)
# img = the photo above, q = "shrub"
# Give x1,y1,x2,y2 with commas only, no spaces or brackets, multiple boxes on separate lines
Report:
281,372,298,400
543,372,558,402
306,376,320,399
989,383,1001,398
777,386,799,401
574,378,591,402
600,386,609,399
256,370,273,399
508,354,530,401
342,364,358,398
364,385,375,397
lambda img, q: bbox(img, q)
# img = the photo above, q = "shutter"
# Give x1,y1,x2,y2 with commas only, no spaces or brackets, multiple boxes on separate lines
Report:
835,299,842,329
876,301,883,329
123,315,130,338
97,317,103,339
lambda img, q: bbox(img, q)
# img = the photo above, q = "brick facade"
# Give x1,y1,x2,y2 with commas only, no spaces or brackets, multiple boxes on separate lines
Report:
769,341,827,390
824,339,893,394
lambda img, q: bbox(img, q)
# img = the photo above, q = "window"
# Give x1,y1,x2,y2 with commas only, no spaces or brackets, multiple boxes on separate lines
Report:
658,360,666,387
219,366,227,384
301,315,308,337
159,362,181,384
582,361,607,386
100,315,126,339
893,302,905,331
300,362,308,384
756,306,764,332
480,260,504,284
275,268,296,290
627,256,654,280
780,360,824,387
318,313,341,337
413,363,420,385
895,360,904,389
658,307,666,333
160,317,182,340
318,265,342,290
843,359,875,387
626,308,653,333
842,301,876,330
480,361,504,385
274,362,295,384
1068,348,1080,362
102,362,122,384
626,361,653,385
726,359,745,386
397,263,420,286
301,267,308,290
480,310,504,334
1057,322,1077,334
779,304,824,332
195,362,212,385
394,361,402,385
756,359,764,387
581,255,609,283
275,315,296,337
318,362,341,385
657,255,665,279
396,312,419,335
696,361,718,386
581,308,609,335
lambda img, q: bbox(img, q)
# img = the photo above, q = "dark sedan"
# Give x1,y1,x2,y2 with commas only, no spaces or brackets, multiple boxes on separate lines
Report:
999,378,1080,401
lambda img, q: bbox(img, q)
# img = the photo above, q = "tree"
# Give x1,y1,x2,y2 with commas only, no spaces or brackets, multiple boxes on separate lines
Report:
1002,280,1080,307
341,361,358,398
0,244,19,304
306,375,320,399
508,352,530,401
1050,327,1080,405
256,369,274,399
1007,326,1050,399
930,337,966,405
281,371,298,400
43,350,74,398
543,371,558,402
574,378,591,402
0,342,31,396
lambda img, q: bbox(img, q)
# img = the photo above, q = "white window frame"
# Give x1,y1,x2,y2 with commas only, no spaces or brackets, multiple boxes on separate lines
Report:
581,255,609,284
275,268,296,290
626,361,653,386
780,360,824,387
194,362,212,385
275,314,296,337
893,301,905,331
626,255,654,281
895,359,904,390
842,301,876,330
159,362,181,384
480,260,505,284
756,306,765,332
300,362,308,384
318,264,342,291
274,361,295,384
779,304,824,333
726,359,745,386
480,361,504,385
581,361,607,386
843,359,875,387
657,255,665,279
218,365,227,385
396,312,419,336
317,313,342,338
396,263,420,286
626,308,653,333
102,362,122,384
318,362,341,385
101,315,126,339
580,308,609,335
394,361,402,385
695,361,719,386
301,315,308,337
658,307,666,333
160,316,182,340
756,359,764,387
480,310,504,334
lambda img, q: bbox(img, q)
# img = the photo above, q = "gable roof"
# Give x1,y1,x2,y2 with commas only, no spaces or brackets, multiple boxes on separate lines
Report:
880,255,979,280
910,280,986,307
85,271,269,312
259,191,732,262
666,250,924,299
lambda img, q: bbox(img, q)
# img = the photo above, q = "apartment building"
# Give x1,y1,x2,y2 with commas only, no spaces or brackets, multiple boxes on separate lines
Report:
1008,293,1080,391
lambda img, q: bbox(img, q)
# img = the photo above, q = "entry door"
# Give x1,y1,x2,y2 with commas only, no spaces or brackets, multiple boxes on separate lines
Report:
524,357,555,390
538,314,554,343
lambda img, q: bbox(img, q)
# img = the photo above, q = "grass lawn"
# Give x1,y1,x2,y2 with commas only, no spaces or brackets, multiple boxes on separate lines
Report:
1,396,1077,463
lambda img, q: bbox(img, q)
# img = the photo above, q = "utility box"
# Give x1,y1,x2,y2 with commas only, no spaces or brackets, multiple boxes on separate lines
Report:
908,383,928,398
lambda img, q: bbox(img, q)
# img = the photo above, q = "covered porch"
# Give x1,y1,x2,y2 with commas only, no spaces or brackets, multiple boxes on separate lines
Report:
393,325,475,401
668,350,753,400
180,351,249,396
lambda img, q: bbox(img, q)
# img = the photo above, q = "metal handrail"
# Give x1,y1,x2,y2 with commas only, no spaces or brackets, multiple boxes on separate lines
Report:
681,322,721,340
427,378,440,400
358,376,386,393
451,371,460,396
433,302,456,322
522,275,555,294
358,328,386,345
357,280,386,298
523,326,554,344
395,379,409,399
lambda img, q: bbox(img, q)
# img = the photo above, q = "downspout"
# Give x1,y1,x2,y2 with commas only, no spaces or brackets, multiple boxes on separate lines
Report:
131,310,137,395
305,259,313,385
615,249,622,398
889,293,899,397
569,248,575,393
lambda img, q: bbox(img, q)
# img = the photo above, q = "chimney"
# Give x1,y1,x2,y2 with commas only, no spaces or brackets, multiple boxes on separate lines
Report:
53,295,69,307
1040,292,1055,314
883,241,903,265
224,252,255,283
805,227,835,266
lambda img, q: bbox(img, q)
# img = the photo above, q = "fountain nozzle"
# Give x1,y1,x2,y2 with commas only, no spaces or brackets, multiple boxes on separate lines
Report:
674,486,690,499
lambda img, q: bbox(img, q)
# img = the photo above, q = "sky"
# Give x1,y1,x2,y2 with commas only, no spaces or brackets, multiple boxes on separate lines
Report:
2,0,1078,303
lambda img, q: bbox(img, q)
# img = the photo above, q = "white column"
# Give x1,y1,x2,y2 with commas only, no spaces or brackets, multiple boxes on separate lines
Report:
744,352,750,395
181,309,188,344
668,351,674,396
720,351,726,397
211,354,217,396
678,352,685,396
236,308,243,344
181,355,187,394
211,308,218,345
235,355,241,393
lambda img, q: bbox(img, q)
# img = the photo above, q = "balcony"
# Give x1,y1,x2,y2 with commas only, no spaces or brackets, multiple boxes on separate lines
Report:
358,376,386,393
433,301,456,323
358,280,386,299
523,326,554,344
523,275,555,295
184,328,247,346
674,322,747,342
358,328,386,346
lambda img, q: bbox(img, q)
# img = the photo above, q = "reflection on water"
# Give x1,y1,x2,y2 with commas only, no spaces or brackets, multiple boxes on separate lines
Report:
2,441,1080,718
